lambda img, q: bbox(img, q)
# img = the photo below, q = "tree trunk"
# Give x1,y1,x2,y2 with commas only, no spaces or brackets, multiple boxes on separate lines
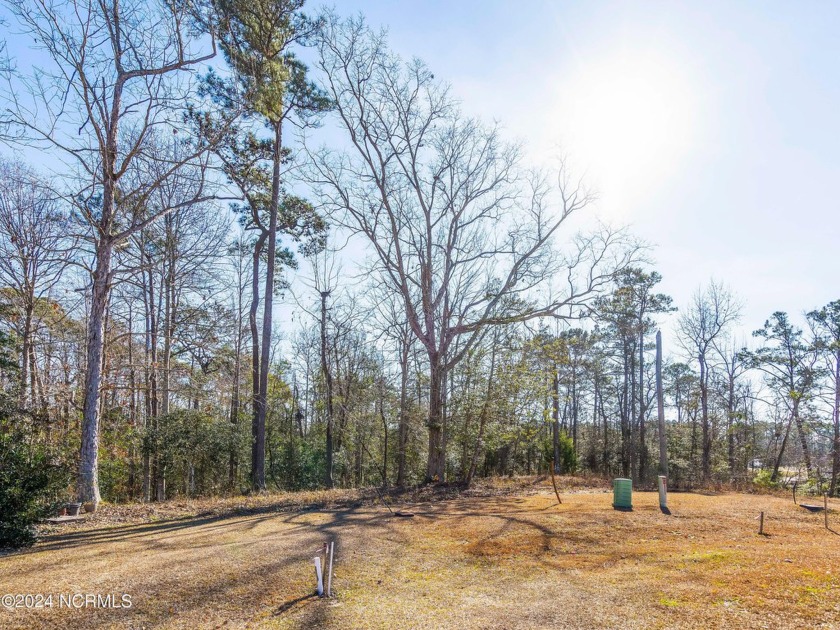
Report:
466,340,497,486
794,408,812,478
727,372,736,480
249,230,266,491
771,411,795,482
426,352,445,482
830,349,840,497
379,379,388,487
396,334,410,487
20,301,33,407
638,329,648,484
161,214,175,417
76,237,113,506
321,289,335,488
620,340,631,478
552,367,560,473
700,352,711,481
229,323,242,491
254,121,284,491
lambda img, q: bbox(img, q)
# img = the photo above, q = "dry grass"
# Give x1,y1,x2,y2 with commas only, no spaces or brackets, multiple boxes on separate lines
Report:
1,479,838,629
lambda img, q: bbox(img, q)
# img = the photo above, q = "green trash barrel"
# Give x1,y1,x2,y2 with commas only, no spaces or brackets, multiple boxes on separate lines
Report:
613,478,632,510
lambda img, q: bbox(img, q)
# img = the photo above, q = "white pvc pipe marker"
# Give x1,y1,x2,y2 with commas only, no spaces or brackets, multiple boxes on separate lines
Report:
314,556,324,596
658,475,667,508
326,541,334,598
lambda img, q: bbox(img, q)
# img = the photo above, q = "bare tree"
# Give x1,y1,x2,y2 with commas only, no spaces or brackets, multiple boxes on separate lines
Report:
1,0,222,506
712,337,748,481
311,16,638,481
677,281,740,481
0,158,75,409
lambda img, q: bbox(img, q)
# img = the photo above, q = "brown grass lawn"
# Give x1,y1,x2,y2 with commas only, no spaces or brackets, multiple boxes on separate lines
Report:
1,480,839,629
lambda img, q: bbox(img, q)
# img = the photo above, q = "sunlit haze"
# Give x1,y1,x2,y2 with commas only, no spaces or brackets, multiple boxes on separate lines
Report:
332,0,840,348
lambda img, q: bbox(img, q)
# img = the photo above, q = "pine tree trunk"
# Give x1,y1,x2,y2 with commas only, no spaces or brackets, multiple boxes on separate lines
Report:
253,121,283,492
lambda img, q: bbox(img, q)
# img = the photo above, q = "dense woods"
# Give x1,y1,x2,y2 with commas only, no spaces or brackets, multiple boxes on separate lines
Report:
0,0,838,529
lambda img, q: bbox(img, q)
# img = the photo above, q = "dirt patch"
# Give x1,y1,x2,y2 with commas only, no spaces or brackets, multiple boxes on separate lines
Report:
2,481,838,629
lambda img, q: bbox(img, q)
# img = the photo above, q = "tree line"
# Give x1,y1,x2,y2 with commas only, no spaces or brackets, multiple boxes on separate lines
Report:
0,0,837,516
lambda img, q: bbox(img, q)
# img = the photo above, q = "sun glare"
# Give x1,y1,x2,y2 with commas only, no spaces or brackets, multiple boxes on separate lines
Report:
558,50,699,212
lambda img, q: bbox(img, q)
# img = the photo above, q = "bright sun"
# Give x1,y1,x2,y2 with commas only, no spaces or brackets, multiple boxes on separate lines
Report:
558,50,699,213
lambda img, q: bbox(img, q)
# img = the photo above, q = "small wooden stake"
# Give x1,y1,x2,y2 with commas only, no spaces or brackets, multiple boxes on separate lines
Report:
550,458,562,505
658,475,668,509
759,511,765,535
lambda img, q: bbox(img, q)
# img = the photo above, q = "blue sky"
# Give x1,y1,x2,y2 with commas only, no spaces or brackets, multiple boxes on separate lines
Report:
327,0,840,344
1,1,837,350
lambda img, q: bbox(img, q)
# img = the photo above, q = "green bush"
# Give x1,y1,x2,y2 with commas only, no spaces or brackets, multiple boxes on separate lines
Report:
542,431,577,475
752,469,779,490
0,420,69,549
144,410,237,497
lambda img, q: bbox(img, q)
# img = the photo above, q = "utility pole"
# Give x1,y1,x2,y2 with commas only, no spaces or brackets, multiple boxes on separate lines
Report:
656,330,668,477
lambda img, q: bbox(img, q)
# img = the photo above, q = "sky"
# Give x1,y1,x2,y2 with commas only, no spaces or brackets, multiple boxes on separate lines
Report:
1,1,838,357
322,0,840,349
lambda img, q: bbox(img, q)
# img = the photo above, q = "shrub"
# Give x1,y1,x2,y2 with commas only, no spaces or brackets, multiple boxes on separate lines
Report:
0,419,69,549
542,431,577,475
752,469,778,490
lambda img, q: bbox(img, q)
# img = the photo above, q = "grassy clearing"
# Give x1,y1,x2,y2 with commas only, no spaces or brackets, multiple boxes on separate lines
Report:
1,479,838,629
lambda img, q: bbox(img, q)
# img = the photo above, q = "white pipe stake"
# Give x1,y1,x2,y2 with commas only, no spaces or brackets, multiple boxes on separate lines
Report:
327,541,334,597
314,556,324,596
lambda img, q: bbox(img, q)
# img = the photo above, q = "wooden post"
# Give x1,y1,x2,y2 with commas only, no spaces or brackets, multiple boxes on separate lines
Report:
656,331,668,477
759,511,764,535
658,475,667,509
825,493,829,530
550,458,563,505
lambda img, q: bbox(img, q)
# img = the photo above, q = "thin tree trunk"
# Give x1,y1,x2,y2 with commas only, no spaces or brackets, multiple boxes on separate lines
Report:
396,334,410,487
830,350,840,497
249,230,267,490
727,372,736,480
700,353,711,481
466,339,497,486
253,121,284,492
379,378,388,487
771,411,795,482
794,411,812,477
229,323,242,490
552,366,560,474
321,289,335,488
